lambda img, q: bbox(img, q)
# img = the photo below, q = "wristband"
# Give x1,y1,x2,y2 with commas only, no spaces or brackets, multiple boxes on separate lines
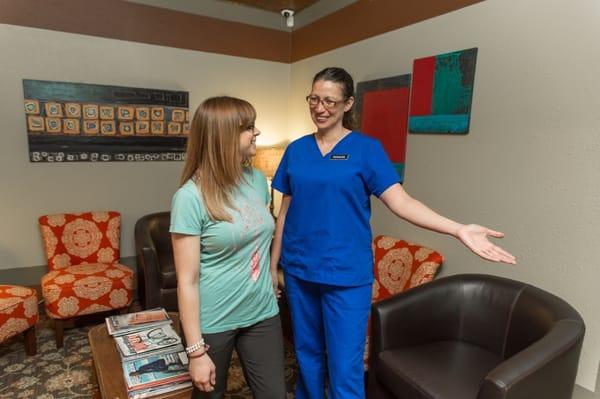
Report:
185,339,206,355
188,344,210,359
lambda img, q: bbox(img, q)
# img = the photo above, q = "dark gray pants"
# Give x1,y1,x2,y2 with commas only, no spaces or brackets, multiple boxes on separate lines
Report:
192,314,286,399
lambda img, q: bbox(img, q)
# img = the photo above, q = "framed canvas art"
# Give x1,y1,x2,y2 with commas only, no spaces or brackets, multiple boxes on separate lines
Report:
409,48,478,134
22,80,189,162
356,74,411,182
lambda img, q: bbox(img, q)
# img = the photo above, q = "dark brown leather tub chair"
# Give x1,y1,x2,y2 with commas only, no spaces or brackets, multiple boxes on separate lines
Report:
134,211,179,311
368,274,585,399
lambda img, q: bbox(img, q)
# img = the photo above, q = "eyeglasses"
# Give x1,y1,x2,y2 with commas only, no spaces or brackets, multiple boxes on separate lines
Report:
305,95,346,109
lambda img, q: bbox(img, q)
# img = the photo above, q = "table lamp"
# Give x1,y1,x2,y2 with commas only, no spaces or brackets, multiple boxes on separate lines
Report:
252,145,286,216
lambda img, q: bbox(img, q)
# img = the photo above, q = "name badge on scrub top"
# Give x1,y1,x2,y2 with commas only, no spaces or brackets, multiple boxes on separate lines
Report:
330,154,349,160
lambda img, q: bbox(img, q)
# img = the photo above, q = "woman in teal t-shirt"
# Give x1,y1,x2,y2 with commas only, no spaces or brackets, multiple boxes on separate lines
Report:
170,96,285,398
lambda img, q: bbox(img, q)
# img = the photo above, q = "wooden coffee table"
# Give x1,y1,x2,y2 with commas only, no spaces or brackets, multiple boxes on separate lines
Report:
88,313,192,399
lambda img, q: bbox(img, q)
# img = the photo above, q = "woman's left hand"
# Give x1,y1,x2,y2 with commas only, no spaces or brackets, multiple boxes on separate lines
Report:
456,224,517,264
270,269,282,299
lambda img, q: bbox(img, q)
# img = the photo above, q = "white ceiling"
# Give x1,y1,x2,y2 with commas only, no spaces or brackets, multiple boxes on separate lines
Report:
125,0,356,31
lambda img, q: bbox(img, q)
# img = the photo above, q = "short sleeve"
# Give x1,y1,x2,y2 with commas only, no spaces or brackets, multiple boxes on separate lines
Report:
365,139,400,197
271,147,291,195
169,182,207,235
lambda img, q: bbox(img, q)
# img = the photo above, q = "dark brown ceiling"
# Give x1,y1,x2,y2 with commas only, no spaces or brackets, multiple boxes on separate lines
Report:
220,0,320,13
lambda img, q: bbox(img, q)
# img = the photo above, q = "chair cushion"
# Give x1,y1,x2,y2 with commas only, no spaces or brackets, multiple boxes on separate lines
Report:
41,263,133,319
377,341,502,399
0,285,38,342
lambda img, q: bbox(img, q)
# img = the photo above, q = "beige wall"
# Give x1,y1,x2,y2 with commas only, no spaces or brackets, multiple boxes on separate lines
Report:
290,0,600,392
0,24,290,269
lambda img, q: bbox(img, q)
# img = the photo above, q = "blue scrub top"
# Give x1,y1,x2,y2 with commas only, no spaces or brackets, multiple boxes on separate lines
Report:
272,131,399,286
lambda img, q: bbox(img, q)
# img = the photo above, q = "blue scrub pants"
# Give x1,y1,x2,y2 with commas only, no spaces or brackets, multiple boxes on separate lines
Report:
284,272,372,399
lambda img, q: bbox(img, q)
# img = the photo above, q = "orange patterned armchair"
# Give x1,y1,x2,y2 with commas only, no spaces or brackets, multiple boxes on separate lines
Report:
38,211,134,347
0,285,38,355
364,235,443,368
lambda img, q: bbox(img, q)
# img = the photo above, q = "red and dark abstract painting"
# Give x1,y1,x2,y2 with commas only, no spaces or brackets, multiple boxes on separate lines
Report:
356,74,411,182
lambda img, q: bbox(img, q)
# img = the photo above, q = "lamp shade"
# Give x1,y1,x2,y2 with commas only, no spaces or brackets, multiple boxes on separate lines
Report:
252,146,285,178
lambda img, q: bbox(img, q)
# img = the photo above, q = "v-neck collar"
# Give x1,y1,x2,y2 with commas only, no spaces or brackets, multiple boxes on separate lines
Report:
312,131,355,158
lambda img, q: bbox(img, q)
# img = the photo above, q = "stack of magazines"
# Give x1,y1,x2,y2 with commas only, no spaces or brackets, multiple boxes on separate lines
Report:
106,308,192,398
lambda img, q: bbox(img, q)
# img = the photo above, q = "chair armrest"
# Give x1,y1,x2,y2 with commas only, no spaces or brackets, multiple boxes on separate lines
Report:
140,247,162,309
478,320,585,399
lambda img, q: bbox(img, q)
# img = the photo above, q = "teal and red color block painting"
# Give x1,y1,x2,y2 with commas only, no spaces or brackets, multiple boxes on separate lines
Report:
409,48,478,134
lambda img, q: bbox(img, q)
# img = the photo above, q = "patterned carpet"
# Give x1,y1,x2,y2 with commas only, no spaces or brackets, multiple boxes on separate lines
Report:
0,321,297,398
0,326,96,399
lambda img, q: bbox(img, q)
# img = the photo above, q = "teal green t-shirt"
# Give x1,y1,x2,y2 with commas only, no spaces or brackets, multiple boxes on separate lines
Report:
169,168,278,334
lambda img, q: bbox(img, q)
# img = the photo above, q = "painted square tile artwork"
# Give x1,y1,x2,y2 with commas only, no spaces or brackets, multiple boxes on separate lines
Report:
23,79,189,162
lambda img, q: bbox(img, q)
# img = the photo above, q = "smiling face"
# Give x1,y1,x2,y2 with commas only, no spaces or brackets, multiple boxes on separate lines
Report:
309,79,354,132
239,123,259,158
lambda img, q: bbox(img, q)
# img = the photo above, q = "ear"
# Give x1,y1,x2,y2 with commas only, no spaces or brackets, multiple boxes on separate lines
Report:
344,96,355,112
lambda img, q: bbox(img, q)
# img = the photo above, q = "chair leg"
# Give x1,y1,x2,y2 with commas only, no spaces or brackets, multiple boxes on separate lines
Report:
54,319,64,348
23,326,36,356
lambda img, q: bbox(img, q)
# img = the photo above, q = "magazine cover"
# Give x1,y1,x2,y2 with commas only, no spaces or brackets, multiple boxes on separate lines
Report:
115,324,182,358
123,351,190,391
128,381,193,399
107,308,171,336
120,343,185,362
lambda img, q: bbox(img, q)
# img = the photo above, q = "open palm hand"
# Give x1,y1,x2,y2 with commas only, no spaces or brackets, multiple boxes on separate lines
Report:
457,224,516,264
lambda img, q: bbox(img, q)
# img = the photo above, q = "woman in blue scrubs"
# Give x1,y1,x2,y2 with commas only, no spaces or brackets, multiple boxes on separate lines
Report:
270,67,516,399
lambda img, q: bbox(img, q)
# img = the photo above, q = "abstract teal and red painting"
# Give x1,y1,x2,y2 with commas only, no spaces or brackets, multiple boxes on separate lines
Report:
356,74,411,182
409,48,478,134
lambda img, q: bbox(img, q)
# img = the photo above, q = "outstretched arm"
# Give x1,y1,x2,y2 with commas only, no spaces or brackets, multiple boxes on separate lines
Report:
379,183,516,264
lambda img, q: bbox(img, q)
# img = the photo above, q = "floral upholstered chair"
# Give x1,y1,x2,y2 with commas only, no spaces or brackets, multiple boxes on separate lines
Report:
0,285,38,355
38,211,134,347
364,235,443,369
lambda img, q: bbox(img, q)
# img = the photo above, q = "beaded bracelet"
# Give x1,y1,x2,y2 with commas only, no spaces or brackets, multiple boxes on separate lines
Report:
185,339,206,355
188,344,210,359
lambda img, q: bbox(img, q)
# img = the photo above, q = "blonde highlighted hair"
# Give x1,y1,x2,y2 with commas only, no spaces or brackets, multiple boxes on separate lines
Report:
180,96,256,222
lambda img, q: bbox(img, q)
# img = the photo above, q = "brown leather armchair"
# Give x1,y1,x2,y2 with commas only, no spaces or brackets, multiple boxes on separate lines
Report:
134,211,179,311
368,274,585,399
134,211,288,314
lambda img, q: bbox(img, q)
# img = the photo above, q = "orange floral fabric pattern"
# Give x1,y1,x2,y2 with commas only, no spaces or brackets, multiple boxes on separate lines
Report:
41,263,133,318
38,212,133,319
0,285,38,343
371,236,443,302
39,211,121,271
364,235,443,368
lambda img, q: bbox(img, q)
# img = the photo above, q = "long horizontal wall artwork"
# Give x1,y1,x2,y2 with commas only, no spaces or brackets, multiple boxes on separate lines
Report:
409,47,478,134
22,80,189,162
356,74,411,183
